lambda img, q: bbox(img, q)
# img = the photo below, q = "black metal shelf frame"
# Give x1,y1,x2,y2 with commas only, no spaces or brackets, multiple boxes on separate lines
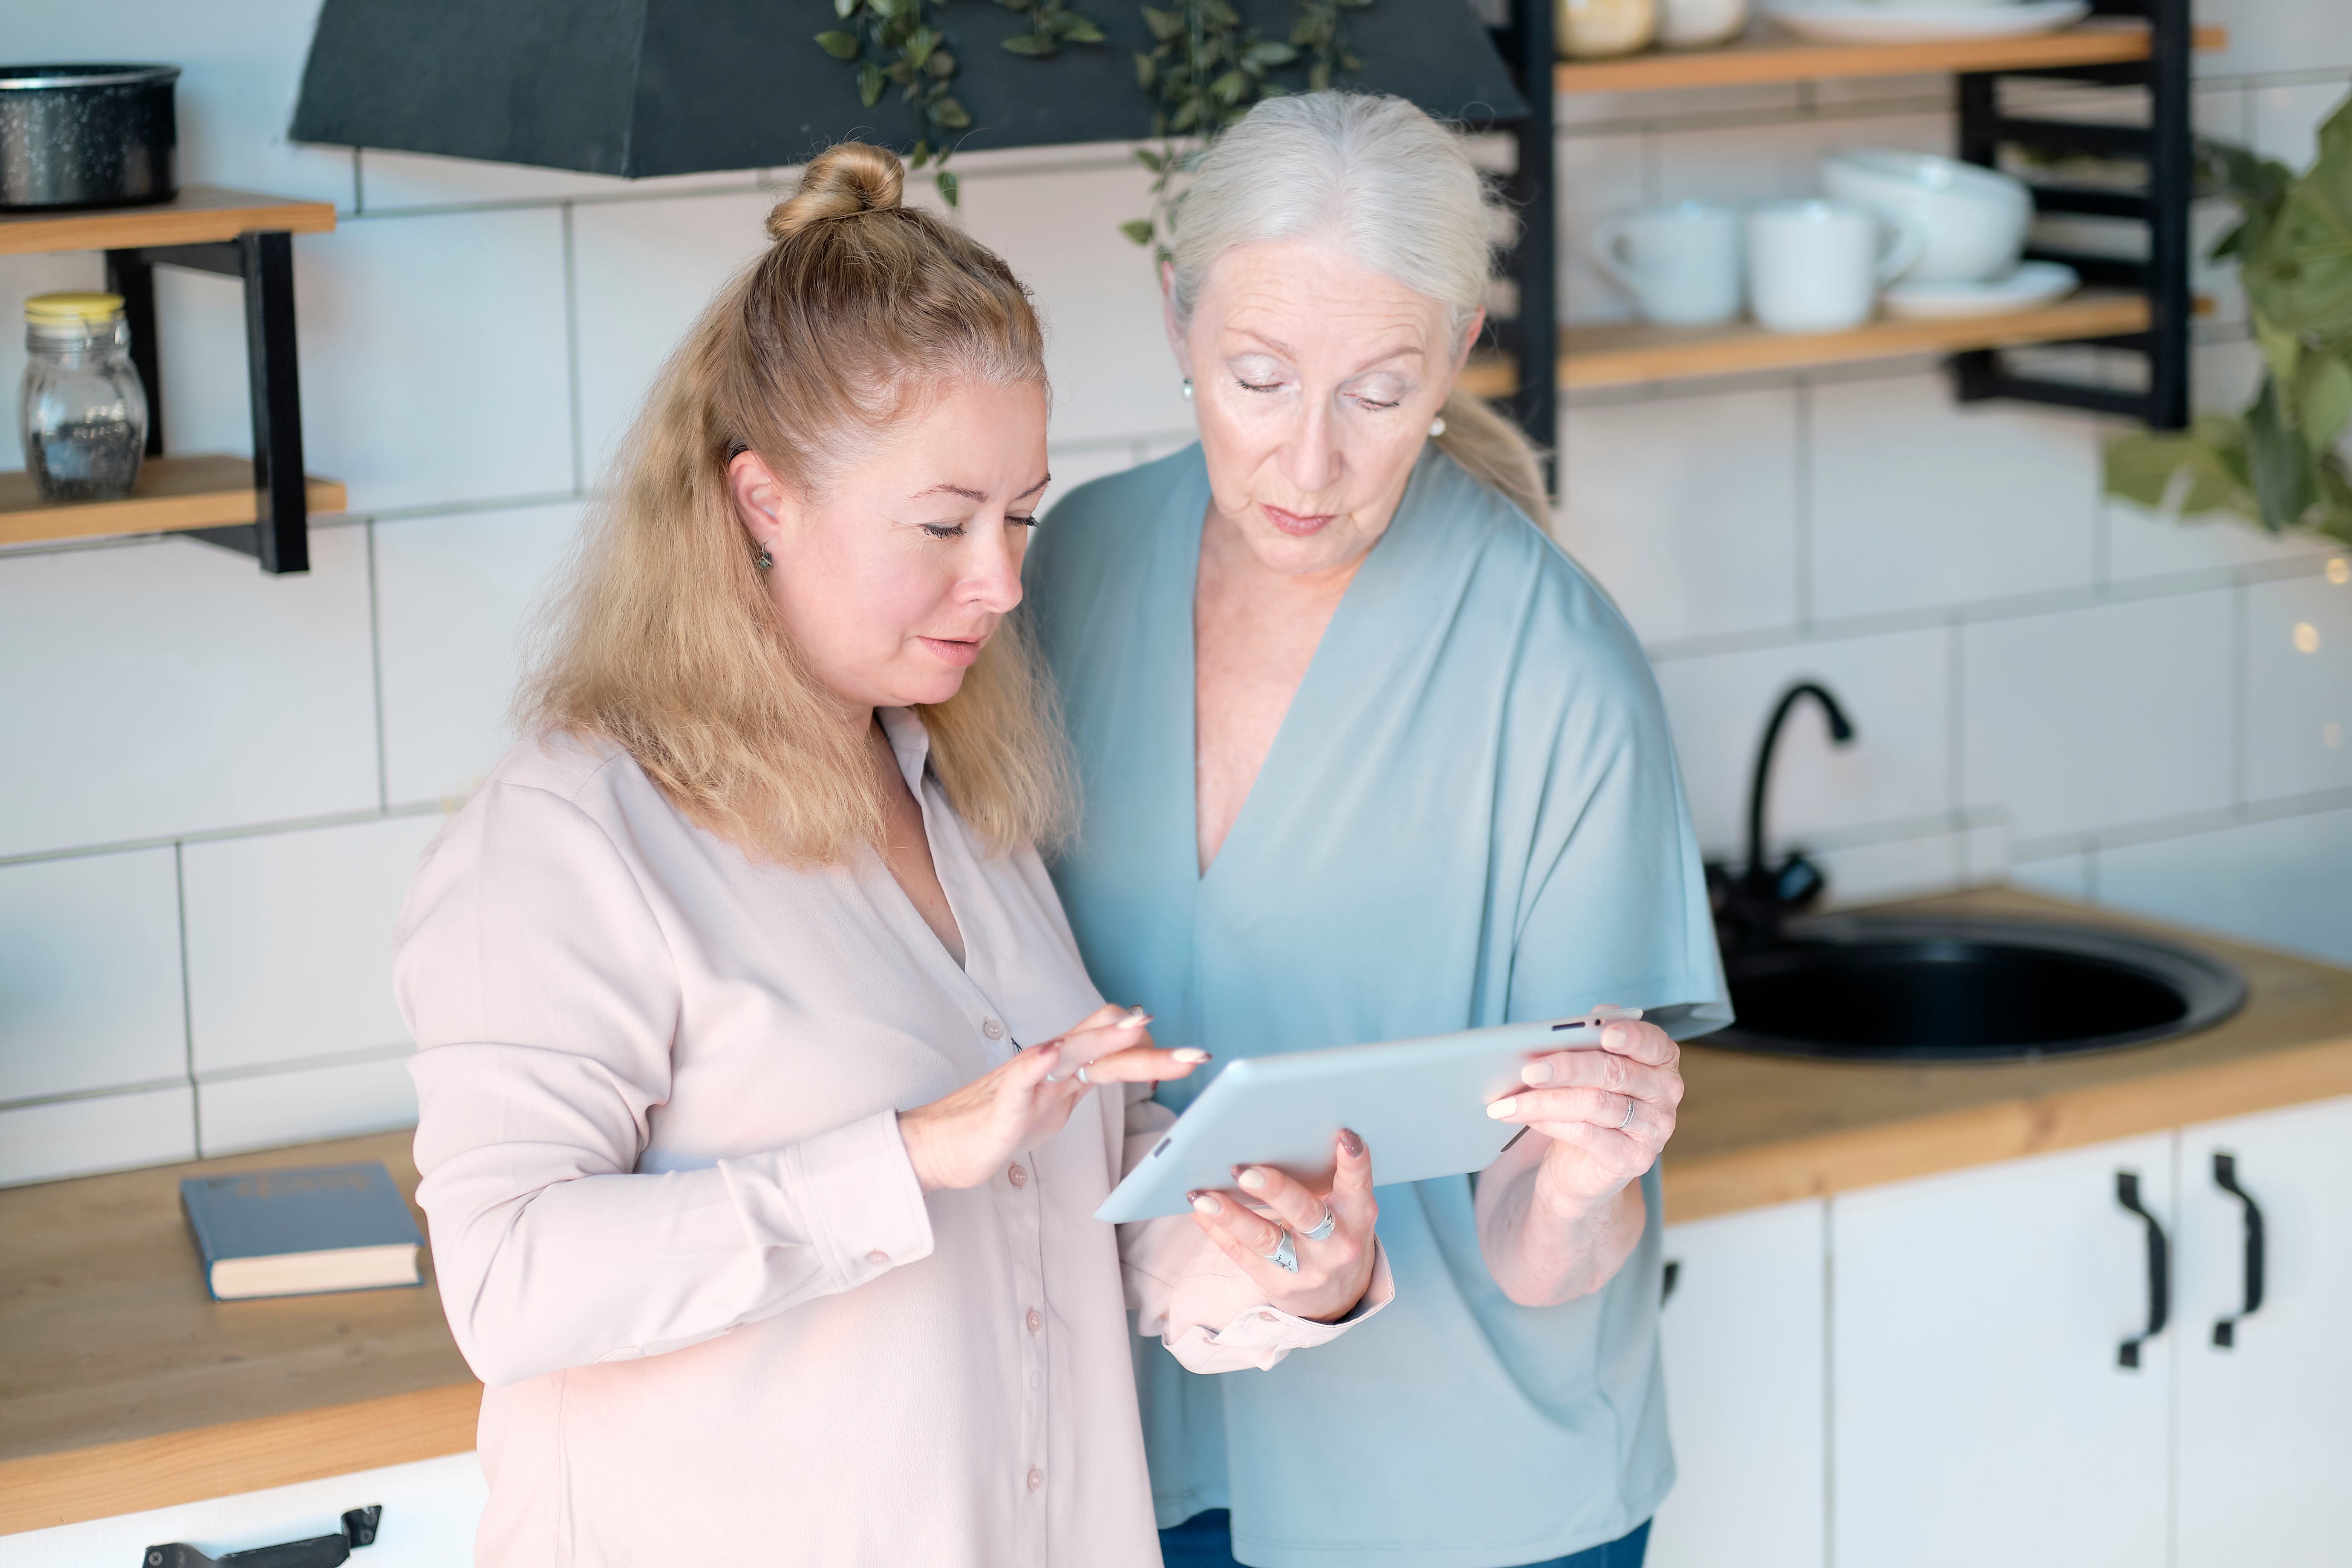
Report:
1951,0,2193,428
103,229,314,573
1489,0,1560,493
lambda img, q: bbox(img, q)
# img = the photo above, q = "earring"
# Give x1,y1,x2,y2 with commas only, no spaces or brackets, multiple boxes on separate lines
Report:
753,546,773,572
1429,415,1447,437
1182,378,1194,400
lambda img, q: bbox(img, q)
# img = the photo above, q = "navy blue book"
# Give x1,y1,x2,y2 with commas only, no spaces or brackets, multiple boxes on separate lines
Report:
180,1162,425,1301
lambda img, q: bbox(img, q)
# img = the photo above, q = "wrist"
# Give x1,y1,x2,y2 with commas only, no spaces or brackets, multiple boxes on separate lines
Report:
1531,1159,1621,1226
897,1109,948,1193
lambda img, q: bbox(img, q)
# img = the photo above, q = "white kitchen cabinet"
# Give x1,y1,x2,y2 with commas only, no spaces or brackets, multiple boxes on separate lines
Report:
0,1452,485,1568
1647,1198,1827,1568
2174,1093,2352,1568
1830,1134,2177,1568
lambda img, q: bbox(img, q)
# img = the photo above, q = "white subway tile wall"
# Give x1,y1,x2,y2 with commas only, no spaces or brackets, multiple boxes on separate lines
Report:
1,7,2347,1184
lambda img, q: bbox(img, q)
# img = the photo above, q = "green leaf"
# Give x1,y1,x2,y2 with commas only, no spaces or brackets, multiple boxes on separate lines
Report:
1211,68,1248,103
835,0,860,16
1133,51,1156,88
1245,39,1297,66
937,169,960,207
2299,351,2352,449
906,25,937,64
926,47,957,76
1121,218,1156,246
2246,375,2322,529
1308,60,1330,91
1134,146,1164,173
932,95,972,129
910,139,931,168
1063,18,1105,41
1141,6,1183,39
858,60,885,106
1001,32,1054,53
1171,97,1200,131
815,29,862,58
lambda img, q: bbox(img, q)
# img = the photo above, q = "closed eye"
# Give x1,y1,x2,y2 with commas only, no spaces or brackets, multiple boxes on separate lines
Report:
920,522,966,539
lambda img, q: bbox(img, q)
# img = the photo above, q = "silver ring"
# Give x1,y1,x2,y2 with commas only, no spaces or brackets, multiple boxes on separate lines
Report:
1617,1095,1636,1131
1300,1203,1336,1242
1261,1229,1298,1273
1075,1064,1091,1086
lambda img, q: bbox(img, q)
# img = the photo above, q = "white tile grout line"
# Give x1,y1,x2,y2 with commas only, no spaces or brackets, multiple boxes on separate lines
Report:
0,799,453,871
366,518,390,813
173,840,200,1154
561,202,587,497
0,1042,420,1118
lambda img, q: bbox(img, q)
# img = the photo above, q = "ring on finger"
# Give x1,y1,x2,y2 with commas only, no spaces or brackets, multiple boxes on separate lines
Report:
1300,1202,1336,1242
1075,1064,1092,1086
1616,1095,1636,1132
1260,1228,1299,1273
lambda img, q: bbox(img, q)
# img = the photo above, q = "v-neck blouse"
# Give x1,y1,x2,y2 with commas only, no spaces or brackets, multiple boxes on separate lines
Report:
1026,446,1731,1568
394,716,1377,1568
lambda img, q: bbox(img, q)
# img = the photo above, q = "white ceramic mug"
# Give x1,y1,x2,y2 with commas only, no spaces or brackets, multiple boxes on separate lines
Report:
1745,199,1925,333
1591,202,1745,326
1821,149,2032,284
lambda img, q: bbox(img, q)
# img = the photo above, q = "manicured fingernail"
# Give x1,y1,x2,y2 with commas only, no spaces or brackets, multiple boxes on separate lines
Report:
1172,1047,1211,1063
1603,1026,1627,1049
1236,1168,1269,1192
1522,1060,1554,1085
1190,1193,1221,1215
1339,1128,1364,1156
1121,1011,1154,1030
1488,1097,1518,1119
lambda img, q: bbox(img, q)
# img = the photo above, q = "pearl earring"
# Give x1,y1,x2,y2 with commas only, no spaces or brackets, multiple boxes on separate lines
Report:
753,546,773,572
1182,378,1193,400
1428,415,1447,437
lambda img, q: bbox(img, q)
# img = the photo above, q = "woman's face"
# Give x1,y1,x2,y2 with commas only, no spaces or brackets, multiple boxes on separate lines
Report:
1171,239,1474,577
730,379,1049,713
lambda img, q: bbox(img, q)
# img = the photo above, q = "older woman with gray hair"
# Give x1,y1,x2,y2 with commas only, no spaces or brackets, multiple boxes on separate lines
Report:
1025,94,1730,1568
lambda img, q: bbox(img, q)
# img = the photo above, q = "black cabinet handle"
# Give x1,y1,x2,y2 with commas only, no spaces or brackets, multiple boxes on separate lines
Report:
2211,1152,2267,1348
2115,1171,2169,1369
1661,1259,1680,1305
144,1506,380,1568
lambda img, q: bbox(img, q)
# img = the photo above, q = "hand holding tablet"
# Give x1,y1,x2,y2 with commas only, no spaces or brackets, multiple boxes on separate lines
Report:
1095,1009,1645,1224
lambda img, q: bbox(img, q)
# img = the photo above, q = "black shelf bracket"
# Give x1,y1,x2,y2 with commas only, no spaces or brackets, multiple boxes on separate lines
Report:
1948,0,2193,430
1491,0,1560,496
102,229,313,574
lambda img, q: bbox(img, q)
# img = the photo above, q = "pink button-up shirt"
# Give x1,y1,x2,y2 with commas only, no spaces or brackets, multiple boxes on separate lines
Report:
395,718,1386,1567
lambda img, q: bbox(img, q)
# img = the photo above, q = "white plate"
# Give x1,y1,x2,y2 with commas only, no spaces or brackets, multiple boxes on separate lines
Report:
1763,0,2089,44
1882,261,2081,318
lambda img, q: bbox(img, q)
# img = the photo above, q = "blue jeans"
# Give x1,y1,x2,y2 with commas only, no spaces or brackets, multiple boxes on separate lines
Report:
1158,1511,1651,1568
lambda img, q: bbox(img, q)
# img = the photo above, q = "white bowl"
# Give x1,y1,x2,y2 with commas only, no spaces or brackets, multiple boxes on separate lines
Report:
1763,0,2087,43
1822,148,2033,285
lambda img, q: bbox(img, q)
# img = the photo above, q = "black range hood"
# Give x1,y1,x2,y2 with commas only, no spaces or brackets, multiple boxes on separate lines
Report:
289,0,1527,178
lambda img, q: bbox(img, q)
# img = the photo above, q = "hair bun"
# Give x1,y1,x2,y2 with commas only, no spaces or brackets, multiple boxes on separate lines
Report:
768,142,906,241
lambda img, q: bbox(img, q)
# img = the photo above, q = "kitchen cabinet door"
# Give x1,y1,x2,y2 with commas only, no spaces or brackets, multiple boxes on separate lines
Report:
0,1452,484,1568
1646,1199,1827,1568
1830,1134,2176,1568
2175,1094,2352,1568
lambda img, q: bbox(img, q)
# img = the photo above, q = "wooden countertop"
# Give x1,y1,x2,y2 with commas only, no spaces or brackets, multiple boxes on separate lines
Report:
1664,887,2352,1222
0,1131,479,1534
5,886,2348,1532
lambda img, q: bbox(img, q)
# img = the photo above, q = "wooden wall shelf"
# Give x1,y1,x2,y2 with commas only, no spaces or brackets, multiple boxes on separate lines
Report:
0,186,336,259
1552,19,2225,94
1458,291,2151,397
0,455,347,548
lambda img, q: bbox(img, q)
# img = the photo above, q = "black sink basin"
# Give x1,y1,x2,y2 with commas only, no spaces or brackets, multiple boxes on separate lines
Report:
1714,915,2248,1062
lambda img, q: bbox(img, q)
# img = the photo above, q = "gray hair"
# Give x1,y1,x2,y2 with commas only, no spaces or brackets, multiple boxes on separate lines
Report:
1167,92,1547,522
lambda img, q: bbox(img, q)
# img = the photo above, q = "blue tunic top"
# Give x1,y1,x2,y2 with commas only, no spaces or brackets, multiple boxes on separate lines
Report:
1026,445,1730,1568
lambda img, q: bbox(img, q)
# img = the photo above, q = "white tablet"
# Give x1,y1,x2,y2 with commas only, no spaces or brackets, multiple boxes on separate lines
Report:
1093,1011,1636,1223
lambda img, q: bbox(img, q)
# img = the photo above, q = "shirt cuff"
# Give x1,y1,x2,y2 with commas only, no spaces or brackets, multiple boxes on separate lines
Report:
722,1108,934,1293
1163,1238,1397,1374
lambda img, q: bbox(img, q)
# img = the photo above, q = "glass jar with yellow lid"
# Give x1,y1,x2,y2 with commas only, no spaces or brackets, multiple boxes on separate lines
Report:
21,290,149,503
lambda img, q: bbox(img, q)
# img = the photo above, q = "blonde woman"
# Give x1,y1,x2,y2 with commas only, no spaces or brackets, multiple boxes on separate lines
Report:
393,143,1387,1568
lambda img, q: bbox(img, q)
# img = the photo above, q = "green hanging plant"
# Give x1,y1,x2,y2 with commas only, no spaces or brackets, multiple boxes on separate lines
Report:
996,0,1108,56
816,0,977,205
2105,93,2352,546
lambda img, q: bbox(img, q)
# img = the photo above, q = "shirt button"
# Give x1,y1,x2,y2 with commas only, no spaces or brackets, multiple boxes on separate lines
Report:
1007,1163,1027,1188
866,1250,890,1265
1026,1467,1044,1492
982,1018,1006,1040
1026,1308,1043,1333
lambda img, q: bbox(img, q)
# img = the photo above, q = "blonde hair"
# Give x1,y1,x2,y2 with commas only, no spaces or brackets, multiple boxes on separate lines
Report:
521,142,1070,864
1168,92,1548,524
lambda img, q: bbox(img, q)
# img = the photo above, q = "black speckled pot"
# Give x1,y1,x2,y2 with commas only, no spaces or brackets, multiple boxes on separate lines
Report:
0,64,179,210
